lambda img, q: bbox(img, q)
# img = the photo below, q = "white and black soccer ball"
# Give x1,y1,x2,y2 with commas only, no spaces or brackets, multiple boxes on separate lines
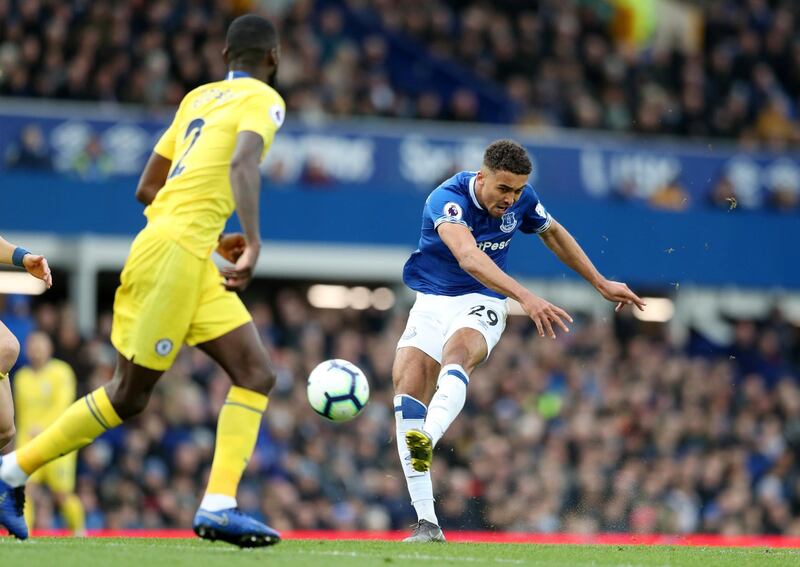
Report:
307,359,369,422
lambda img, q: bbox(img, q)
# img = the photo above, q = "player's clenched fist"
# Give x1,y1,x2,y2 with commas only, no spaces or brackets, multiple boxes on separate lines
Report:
217,233,247,264
220,241,260,292
23,254,53,289
520,293,573,339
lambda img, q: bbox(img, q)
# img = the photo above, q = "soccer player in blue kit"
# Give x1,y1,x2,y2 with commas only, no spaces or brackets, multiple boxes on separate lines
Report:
393,140,646,542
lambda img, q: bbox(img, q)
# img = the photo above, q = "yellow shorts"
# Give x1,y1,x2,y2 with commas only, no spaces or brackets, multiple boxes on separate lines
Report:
29,451,77,494
111,228,252,371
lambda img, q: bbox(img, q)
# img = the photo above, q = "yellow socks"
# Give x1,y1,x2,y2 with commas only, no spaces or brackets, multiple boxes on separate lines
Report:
25,492,85,535
17,387,122,475
204,386,268,503
61,493,86,535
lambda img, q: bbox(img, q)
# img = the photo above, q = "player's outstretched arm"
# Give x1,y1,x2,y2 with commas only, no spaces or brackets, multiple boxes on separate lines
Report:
221,131,265,292
0,236,52,288
538,218,645,312
0,237,16,265
438,223,572,338
135,152,172,205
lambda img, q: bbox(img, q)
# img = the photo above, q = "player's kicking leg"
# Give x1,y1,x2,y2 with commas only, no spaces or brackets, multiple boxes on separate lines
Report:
392,346,446,542
0,323,24,539
0,353,161,539
192,321,280,548
407,328,486,472
396,328,489,542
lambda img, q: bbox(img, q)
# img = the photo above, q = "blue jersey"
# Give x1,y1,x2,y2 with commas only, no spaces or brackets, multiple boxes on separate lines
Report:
403,171,552,299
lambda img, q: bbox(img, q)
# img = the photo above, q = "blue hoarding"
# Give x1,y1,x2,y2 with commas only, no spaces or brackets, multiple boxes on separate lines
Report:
1,101,799,209
0,170,797,290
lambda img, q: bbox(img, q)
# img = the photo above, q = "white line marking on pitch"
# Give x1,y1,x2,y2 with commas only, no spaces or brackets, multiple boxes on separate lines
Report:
290,549,527,564
286,550,680,567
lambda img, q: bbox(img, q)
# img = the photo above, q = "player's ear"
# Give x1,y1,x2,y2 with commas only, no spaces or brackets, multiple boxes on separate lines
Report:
267,46,280,67
222,47,230,66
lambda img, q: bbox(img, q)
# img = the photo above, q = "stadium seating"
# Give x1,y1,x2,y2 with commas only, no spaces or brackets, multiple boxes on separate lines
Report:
3,292,797,534
1,0,799,145
1,0,799,538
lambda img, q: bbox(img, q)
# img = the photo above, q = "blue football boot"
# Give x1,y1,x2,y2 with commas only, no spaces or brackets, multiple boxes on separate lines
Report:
0,475,28,540
193,507,280,548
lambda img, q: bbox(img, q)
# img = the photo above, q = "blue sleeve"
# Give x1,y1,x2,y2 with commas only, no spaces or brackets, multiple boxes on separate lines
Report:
519,187,552,234
424,185,471,231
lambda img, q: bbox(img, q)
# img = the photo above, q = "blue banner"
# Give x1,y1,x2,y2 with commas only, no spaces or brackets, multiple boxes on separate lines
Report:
1,170,798,289
1,101,799,210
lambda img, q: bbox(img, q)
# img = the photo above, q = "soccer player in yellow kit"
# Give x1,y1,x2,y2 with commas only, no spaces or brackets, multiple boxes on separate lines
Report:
0,15,285,547
0,236,51,540
0,237,52,454
14,332,84,535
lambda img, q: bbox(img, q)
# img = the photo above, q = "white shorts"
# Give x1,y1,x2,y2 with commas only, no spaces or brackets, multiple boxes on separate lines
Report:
397,292,508,364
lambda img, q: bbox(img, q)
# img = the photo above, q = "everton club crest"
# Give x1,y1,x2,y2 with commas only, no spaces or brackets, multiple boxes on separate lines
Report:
499,211,517,233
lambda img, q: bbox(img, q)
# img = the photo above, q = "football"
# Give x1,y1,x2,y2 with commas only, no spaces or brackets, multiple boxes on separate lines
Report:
307,359,370,422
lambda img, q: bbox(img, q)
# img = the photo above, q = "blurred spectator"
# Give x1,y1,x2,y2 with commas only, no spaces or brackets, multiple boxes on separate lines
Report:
756,96,799,150
768,184,800,212
300,156,334,187
4,124,52,171
14,332,84,535
1,1,799,147
766,164,800,212
445,89,479,122
708,176,739,211
649,176,689,211
10,286,800,535
71,135,112,181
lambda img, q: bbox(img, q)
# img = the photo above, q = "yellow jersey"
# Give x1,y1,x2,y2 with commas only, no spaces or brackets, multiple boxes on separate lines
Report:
13,359,77,444
147,73,285,258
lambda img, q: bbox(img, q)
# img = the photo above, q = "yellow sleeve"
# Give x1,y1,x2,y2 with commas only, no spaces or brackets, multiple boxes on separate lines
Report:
236,92,285,152
153,109,181,160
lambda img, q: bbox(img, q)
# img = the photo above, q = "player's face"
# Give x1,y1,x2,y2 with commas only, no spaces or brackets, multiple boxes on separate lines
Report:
477,168,528,218
25,332,53,368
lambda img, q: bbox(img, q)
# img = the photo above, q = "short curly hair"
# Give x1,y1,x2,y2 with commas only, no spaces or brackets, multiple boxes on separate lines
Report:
226,15,278,66
483,139,532,175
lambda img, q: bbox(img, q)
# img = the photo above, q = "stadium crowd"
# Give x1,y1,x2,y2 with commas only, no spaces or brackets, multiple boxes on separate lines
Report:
1,0,799,147
4,288,800,535
377,0,800,149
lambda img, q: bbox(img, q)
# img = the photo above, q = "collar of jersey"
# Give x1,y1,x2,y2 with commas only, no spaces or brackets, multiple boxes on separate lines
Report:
468,174,483,210
226,70,252,80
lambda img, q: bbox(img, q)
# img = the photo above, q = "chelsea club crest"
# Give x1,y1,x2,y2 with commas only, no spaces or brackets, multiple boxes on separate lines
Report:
499,211,517,233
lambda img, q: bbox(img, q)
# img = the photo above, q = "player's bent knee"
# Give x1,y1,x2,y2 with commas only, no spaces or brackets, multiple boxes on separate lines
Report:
392,372,426,400
228,352,276,395
109,391,151,420
442,334,486,372
241,365,276,396
0,334,20,371
106,378,156,420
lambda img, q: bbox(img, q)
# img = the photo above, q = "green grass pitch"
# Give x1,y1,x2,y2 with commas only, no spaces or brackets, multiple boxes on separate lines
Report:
1,538,799,567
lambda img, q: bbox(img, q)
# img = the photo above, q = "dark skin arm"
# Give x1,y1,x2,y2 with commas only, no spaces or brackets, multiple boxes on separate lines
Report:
135,152,172,205
137,150,247,262
220,131,265,291
217,233,246,263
